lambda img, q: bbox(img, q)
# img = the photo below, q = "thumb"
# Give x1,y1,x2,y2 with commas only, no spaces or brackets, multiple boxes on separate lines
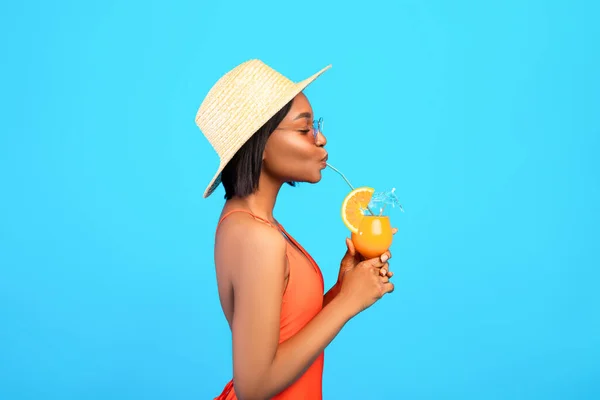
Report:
345,237,356,257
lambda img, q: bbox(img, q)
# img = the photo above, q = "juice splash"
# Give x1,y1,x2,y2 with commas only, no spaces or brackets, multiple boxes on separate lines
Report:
327,162,404,259
338,185,403,259
369,188,404,216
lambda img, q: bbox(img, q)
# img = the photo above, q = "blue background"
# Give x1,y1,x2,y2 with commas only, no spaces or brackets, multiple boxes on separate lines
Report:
1,0,599,398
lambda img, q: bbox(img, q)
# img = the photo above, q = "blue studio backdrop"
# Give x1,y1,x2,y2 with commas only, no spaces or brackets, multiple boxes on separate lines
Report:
1,0,599,399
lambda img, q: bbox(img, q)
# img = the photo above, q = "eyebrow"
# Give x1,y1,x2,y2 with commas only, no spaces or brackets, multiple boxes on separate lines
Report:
293,112,312,121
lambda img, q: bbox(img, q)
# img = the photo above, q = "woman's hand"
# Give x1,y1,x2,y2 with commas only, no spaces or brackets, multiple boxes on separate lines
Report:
336,254,396,317
336,227,398,286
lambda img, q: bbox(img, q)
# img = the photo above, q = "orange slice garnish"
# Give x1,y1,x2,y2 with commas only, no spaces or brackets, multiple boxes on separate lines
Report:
341,186,375,233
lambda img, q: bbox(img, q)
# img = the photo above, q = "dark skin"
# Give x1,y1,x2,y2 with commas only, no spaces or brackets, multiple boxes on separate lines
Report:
214,93,397,399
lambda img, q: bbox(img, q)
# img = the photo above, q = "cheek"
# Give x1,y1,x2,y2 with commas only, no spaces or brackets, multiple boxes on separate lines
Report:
264,137,315,172
267,136,312,160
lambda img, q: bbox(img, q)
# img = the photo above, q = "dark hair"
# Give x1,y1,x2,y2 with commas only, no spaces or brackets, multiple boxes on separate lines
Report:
221,100,295,199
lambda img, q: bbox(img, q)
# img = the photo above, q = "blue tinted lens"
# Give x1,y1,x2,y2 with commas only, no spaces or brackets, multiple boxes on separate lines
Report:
314,117,323,141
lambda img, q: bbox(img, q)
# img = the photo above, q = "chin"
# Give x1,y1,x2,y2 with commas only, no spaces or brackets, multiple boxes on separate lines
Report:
285,169,322,185
306,171,322,184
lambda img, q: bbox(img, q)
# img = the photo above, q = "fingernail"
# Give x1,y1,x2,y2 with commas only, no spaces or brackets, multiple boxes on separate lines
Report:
381,254,389,262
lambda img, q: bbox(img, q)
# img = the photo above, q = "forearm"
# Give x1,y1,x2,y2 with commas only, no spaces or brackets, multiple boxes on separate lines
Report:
258,296,352,398
323,282,341,307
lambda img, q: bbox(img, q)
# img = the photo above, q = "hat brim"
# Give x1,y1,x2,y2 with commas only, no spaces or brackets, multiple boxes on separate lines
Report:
202,64,331,198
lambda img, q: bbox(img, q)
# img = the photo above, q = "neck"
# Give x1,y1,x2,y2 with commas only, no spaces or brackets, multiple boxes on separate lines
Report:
233,174,283,222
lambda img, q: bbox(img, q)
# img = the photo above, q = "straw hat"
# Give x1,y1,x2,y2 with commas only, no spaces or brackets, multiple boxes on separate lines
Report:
195,59,331,198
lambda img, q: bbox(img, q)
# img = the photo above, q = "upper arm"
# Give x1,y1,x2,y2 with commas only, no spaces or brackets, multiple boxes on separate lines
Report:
218,219,287,396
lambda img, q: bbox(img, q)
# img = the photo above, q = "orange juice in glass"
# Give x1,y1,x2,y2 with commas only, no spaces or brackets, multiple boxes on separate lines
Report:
340,186,402,259
351,215,393,259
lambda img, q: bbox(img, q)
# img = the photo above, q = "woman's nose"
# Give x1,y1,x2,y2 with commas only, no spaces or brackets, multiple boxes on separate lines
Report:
315,131,327,147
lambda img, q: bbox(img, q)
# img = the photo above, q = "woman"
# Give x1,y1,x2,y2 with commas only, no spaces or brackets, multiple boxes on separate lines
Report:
196,60,396,400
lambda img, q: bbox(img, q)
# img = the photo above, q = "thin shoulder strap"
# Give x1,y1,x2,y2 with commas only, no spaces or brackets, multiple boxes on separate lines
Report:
278,224,324,286
217,209,277,229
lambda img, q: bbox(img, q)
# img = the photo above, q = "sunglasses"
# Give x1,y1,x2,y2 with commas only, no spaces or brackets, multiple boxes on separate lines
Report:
275,117,324,143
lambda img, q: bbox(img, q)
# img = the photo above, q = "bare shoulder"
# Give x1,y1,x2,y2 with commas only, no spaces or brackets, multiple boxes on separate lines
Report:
215,213,287,279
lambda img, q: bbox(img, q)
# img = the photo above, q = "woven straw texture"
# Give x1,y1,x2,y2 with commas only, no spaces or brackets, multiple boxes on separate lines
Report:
195,59,331,198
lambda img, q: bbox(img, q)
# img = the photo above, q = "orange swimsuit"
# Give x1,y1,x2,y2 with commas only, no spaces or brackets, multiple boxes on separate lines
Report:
214,210,326,400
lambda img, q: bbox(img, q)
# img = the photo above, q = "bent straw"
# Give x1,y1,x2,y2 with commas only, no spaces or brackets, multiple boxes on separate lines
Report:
326,162,375,216
326,162,354,190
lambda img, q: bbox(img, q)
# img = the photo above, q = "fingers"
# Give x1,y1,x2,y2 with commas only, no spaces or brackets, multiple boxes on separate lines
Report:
364,248,395,270
378,263,390,276
376,251,392,275
345,237,356,257
365,254,390,269
379,266,394,277
380,250,392,263
383,282,395,294
374,263,390,276
392,227,398,235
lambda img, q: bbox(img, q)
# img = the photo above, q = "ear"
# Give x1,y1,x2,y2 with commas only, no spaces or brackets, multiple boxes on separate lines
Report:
262,140,271,162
